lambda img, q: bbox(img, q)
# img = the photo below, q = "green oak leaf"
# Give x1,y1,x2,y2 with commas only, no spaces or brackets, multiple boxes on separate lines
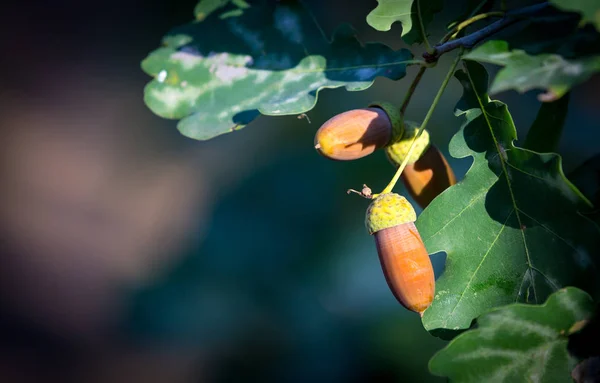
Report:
550,0,600,31
366,0,443,45
429,287,595,382
417,61,600,334
464,40,600,102
142,1,414,141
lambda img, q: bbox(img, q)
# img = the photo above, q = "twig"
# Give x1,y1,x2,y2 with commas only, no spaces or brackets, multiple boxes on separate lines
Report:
424,2,549,63
400,66,427,115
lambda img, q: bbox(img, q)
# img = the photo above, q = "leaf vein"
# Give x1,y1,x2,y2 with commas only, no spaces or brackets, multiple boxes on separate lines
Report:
446,210,514,323
465,64,538,303
423,188,488,241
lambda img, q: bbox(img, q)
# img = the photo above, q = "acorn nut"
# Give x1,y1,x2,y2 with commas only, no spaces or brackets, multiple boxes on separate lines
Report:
366,193,435,315
314,102,402,161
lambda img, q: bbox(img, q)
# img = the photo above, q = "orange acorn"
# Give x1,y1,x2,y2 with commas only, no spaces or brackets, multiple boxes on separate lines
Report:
314,102,403,161
366,193,435,315
385,122,456,209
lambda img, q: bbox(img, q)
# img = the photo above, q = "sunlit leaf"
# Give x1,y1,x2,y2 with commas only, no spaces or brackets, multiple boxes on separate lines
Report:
463,40,600,101
366,0,443,45
417,61,600,334
142,1,414,140
429,287,594,382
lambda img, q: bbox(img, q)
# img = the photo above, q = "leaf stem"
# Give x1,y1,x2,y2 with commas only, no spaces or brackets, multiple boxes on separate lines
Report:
378,52,463,196
400,65,427,115
416,0,432,51
424,2,549,63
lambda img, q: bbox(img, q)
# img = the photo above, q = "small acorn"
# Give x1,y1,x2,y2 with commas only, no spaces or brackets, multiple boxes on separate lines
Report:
314,102,403,161
366,193,435,315
386,122,456,209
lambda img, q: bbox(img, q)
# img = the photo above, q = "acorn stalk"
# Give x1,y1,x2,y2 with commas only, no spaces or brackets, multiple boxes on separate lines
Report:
386,122,456,208
366,193,435,315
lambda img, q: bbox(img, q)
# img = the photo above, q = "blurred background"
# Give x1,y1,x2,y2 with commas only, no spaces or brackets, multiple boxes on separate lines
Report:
1,0,599,382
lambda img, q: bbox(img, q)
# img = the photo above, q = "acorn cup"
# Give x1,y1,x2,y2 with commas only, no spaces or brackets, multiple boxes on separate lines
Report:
385,122,457,209
365,193,435,315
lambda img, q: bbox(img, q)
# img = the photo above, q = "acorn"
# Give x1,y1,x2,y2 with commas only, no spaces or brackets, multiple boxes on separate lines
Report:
385,122,456,209
366,193,435,315
314,102,403,161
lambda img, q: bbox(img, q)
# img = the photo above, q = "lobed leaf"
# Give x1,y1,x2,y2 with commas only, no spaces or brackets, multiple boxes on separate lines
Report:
429,287,595,383
366,0,443,45
418,61,600,334
142,0,414,141
464,40,600,101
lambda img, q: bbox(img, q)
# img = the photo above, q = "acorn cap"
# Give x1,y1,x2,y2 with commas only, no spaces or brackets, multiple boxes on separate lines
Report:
385,121,431,166
368,101,404,143
365,193,416,235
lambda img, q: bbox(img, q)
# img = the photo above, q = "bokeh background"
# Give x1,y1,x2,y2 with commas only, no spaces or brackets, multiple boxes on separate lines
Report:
1,0,599,382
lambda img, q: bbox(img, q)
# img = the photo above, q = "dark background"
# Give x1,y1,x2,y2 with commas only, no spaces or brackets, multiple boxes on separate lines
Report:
1,0,599,382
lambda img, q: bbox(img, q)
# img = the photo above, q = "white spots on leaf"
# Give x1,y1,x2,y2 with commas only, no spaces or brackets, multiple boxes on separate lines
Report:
489,52,512,62
214,65,249,83
274,7,303,45
171,51,204,70
282,70,305,84
489,311,556,339
563,62,583,76
456,347,522,361
157,70,167,83
556,290,586,320
205,54,253,83
254,70,271,84
150,86,202,115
